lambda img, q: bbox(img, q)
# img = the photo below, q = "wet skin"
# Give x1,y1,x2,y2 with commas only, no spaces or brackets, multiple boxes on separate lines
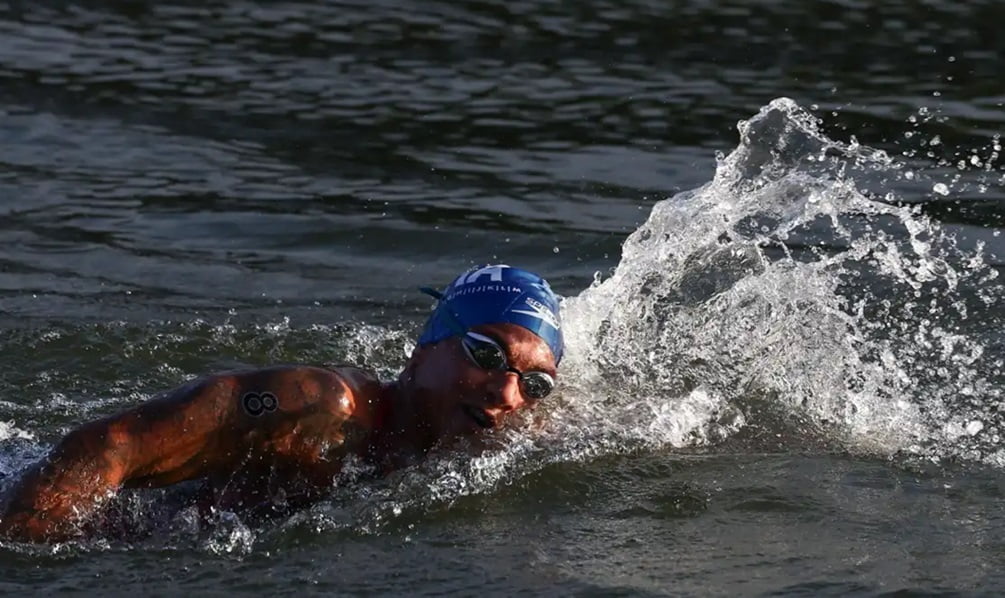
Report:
0,323,556,543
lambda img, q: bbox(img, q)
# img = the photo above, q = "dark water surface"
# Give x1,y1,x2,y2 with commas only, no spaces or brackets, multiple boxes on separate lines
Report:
1,1,1004,595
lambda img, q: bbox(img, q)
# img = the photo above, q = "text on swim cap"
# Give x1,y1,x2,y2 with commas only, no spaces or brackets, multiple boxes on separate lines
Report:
511,296,561,330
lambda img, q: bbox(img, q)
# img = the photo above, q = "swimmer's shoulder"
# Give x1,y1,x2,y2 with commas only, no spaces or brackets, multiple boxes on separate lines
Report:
140,364,382,430
214,364,382,421
325,365,384,427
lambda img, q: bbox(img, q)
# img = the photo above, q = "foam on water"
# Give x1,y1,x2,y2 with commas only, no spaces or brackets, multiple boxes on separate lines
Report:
561,97,1004,466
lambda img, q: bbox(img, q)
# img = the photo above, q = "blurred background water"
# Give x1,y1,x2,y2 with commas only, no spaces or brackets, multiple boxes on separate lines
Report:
1,1,1004,595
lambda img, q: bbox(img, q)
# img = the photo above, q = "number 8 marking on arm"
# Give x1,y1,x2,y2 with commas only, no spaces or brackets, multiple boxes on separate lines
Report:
242,392,279,416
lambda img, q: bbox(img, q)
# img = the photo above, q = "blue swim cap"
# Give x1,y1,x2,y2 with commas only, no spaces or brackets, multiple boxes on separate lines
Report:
417,265,564,364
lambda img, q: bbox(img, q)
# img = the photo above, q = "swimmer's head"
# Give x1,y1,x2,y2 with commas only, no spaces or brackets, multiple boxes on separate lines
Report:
417,264,564,364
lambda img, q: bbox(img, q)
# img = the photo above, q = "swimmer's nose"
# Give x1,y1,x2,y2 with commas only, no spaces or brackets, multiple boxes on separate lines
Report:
489,372,526,412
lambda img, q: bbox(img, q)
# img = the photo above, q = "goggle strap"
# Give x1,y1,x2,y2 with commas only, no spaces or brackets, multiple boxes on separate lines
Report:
418,286,444,300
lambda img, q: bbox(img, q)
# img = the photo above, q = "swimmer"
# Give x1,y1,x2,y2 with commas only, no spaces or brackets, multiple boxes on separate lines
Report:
0,265,563,542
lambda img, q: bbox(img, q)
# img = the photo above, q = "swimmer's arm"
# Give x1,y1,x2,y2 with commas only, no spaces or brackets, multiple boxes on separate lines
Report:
0,417,133,543
0,366,362,542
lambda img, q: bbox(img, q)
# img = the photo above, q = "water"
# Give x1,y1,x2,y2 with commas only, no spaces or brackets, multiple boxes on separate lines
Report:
2,1,1004,595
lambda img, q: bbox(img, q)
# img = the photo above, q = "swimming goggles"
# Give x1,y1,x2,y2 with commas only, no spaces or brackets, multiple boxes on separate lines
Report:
420,287,556,400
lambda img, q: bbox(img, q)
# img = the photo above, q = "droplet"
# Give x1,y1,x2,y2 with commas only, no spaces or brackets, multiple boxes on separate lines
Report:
932,183,950,196
553,246,560,253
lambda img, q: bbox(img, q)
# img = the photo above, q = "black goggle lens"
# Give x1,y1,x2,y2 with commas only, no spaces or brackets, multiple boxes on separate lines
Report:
463,335,508,370
519,371,554,400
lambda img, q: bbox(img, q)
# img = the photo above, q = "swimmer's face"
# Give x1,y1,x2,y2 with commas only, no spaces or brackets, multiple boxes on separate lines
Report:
407,323,558,442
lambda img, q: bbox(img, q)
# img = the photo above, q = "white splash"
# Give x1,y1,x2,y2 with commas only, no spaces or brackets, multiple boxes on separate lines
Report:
0,421,34,442
559,97,1003,465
